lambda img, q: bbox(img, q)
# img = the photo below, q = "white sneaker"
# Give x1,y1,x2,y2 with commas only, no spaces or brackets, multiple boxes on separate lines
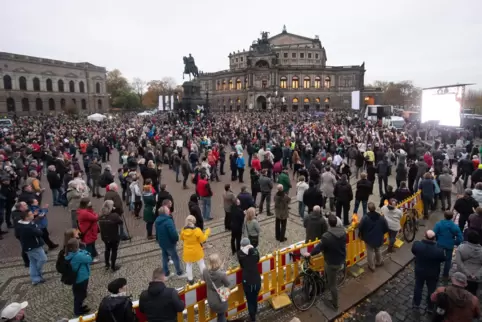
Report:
169,260,174,265
92,258,100,264
177,273,187,278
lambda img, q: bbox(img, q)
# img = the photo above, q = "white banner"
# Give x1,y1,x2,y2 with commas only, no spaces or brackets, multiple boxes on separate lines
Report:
158,95,163,110
351,90,360,110
170,95,174,111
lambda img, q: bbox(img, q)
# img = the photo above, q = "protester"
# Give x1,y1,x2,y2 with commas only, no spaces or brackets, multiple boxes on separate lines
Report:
188,194,204,231
380,199,403,252
223,184,236,231
274,184,290,242
354,172,372,218
452,230,482,295
454,189,479,232
180,215,210,285
237,238,261,322
66,181,83,229
203,253,231,322
304,205,328,243
142,185,156,239
0,302,28,321
358,202,389,271
242,207,260,248
334,174,353,226
433,210,463,280
296,176,309,219
230,198,245,255
98,200,123,271
76,197,99,263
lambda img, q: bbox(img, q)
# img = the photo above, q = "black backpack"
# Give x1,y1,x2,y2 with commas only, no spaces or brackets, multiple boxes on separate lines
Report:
56,250,80,285
99,173,108,188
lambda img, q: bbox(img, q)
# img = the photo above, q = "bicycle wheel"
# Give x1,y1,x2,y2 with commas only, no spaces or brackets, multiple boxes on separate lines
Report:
403,215,416,243
336,263,347,287
291,273,318,311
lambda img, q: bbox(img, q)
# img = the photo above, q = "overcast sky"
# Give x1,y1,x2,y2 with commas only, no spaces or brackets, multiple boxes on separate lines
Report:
1,0,481,89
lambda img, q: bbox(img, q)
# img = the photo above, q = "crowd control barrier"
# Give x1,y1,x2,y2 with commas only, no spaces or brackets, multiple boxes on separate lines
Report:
70,191,423,322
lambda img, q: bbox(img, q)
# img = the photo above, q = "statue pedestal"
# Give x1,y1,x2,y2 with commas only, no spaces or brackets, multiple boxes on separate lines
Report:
180,80,204,115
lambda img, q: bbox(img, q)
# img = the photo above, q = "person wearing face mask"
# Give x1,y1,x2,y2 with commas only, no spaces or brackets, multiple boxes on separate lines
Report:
96,278,136,322
0,301,28,321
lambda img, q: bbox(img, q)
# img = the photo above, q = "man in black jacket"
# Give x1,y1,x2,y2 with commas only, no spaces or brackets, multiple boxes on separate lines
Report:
47,165,64,206
303,206,328,243
139,268,185,322
334,174,353,226
354,173,373,218
97,278,136,322
303,181,323,214
12,202,30,267
304,215,346,310
156,184,174,214
99,202,123,271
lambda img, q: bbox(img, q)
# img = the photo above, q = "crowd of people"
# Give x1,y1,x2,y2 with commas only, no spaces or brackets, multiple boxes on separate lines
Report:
0,110,480,321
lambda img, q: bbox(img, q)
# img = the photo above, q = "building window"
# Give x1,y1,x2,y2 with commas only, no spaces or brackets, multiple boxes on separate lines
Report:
308,53,312,59
262,80,267,89
283,53,288,58
79,81,85,93
315,53,319,59
19,76,27,90
7,98,15,112
303,77,310,89
292,76,299,89
315,97,321,103
324,76,331,88
300,53,305,59
229,80,234,90
291,53,296,58
235,58,238,62
58,80,64,92
280,77,287,89
3,75,12,90
216,81,220,91
95,82,100,93
236,79,242,90
98,99,103,110
314,77,321,89
46,79,53,91
240,57,244,62
22,98,29,112
324,97,330,103
36,98,43,111
304,98,310,104
236,97,241,105
81,99,87,110
69,80,75,92
72,98,76,106
49,98,55,111
222,80,227,90
293,98,299,103
33,77,41,91
60,98,66,110
245,77,248,89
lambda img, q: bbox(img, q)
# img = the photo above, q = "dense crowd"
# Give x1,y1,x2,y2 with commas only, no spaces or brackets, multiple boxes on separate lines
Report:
0,110,481,322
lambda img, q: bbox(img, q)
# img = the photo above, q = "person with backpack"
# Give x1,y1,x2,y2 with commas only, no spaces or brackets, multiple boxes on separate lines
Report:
98,200,123,272
76,198,99,263
64,238,92,316
96,278,136,322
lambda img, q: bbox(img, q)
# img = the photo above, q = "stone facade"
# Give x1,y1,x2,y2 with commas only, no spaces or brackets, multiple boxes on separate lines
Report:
199,27,381,112
0,52,108,115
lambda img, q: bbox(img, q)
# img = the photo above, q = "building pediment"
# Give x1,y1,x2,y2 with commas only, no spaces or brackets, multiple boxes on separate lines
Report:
12,67,30,73
269,32,314,46
91,75,104,80
64,72,78,78
41,71,56,76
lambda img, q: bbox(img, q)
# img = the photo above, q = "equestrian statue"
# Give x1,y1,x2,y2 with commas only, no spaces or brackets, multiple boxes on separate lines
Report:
183,54,199,80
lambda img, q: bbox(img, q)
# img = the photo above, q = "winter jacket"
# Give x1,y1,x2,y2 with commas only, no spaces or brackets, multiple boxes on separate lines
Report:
17,220,44,252
181,226,209,263
320,171,336,198
376,160,389,177
223,191,236,212
454,196,479,216
259,175,273,193
243,219,261,238
304,211,328,243
237,247,261,285
105,190,124,215
236,156,245,169
89,162,102,180
395,164,408,182
454,242,482,282
96,294,136,322
438,172,453,192
274,191,290,220
433,219,463,250
310,227,346,266
156,190,175,214
303,187,323,212
358,211,389,248
98,211,122,243
65,249,92,284
202,268,231,314
188,197,204,231
155,214,178,249
296,181,309,202
472,189,482,205
67,188,82,213
47,170,62,189
277,173,291,192
430,285,480,322
411,239,445,277
419,178,435,199
142,192,156,223
139,281,185,322
230,204,245,233
380,206,403,232
394,188,411,202
237,192,255,211
334,179,353,203
77,208,99,244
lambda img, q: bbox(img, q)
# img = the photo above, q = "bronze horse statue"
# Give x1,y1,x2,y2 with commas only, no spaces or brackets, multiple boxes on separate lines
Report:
183,56,199,80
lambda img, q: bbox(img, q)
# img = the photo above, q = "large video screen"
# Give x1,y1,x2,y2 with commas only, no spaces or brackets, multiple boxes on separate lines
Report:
421,86,462,127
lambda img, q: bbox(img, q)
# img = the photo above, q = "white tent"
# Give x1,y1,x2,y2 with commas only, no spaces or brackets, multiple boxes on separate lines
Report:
87,113,107,122
137,112,151,116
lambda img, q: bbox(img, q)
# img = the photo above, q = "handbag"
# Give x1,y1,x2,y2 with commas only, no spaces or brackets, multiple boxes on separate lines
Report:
211,279,230,302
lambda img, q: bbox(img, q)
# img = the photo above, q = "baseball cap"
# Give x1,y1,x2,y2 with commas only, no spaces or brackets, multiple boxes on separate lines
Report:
1,301,28,319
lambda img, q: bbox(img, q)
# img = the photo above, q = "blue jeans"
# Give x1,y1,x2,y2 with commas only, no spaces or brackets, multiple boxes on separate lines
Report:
161,246,183,276
174,165,180,181
388,229,397,247
298,201,305,219
200,196,212,219
442,247,452,278
26,247,47,284
354,199,368,218
52,188,61,205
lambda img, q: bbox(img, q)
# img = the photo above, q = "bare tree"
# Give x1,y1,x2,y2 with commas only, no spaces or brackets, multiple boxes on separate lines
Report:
132,78,147,107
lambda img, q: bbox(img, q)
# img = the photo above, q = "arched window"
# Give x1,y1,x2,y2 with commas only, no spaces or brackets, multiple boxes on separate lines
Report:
60,98,66,110
72,98,76,106
280,77,287,89
236,97,241,105
97,99,103,110
48,98,55,111
229,80,234,90
292,76,299,89
6,98,15,112
58,80,65,92
222,80,227,90
292,97,299,104
22,98,29,112
35,98,43,111
304,98,310,103
96,82,101,93
81,99,87,110
315,97,321,103
236,79,242,90
69,81,75,93
324,97,330,103
33,77,41,91
19,76,27,90
324,76,331,89
216,81,220,91
314,77,321,89
79,81,85,93
46,79,53,92
303,77,310,89
3,75,12,90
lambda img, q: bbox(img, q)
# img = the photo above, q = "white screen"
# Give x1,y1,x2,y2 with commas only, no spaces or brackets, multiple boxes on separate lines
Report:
421,88,461,127
351,91,360,110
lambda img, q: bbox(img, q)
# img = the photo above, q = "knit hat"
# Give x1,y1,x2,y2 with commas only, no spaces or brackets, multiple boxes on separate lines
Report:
240,237,251,247
107,278,127,294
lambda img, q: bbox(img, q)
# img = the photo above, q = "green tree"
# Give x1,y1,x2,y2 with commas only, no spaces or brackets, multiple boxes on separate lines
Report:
131,77,146,107
370,80,421,107
113,91,141,109
107,69,130,106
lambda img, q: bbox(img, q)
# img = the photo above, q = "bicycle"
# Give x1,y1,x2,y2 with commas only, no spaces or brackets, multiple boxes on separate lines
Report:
402,207,420,243
289,253,347,311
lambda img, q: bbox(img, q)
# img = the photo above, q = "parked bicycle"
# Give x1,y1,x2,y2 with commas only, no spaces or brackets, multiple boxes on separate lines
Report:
289,252,347,311
402,207,420,243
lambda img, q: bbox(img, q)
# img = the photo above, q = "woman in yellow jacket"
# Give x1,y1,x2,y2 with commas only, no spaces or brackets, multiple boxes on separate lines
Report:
181,215,211,285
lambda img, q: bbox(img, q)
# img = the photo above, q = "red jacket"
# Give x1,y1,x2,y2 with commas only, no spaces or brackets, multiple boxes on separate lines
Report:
196,179,211,197
251,159,261,171
77,208,99,244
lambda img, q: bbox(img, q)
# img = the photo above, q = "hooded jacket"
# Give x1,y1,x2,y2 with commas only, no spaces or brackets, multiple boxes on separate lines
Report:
77,208,99,244
155,214,178,249
310,226,346,266
355,179,373,201
139,281,185,322
65,249,92,284
96,294,136,322
431,285,480,322
433,219,463,249
237,246,261,285
358,211,389,248
98,211,122,243
454,242,482,282
274,191,290,220
180,226,209,263
202,268,230,314
472,188,482,205
334,178,353,203
303,211,328,243
380,205,403,231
